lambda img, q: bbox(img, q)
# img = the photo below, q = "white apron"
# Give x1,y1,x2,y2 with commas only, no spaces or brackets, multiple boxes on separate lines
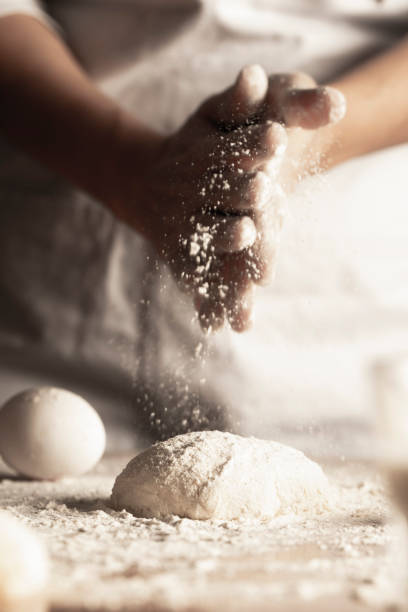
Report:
0,0,407,452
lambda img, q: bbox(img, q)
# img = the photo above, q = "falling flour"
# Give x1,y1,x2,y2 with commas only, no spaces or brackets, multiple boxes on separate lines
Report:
111,431,330,520
179,119,287,331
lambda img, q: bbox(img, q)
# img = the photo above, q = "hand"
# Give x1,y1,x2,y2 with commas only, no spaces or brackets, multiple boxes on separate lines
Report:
199,69,346,330
239,71,347,288
113,66,287,332
112,67,345,333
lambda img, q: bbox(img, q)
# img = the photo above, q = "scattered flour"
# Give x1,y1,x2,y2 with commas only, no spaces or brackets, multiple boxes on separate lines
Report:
0,451,402,611
179,119,287,333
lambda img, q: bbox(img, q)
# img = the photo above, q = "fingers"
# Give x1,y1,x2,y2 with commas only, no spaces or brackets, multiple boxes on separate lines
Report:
248,214,282,286
247,183,286,286
185,212,257,253
201,171,265,214
200,120,287,170
177,211,256,296
236,170,274,212
263,72,317,122
211,215,257,254
202,68,345,143
220,170,273,215
225,278,255,332
195,122,286,216
282,86,346,129
199,121,287,194
234,121,287,173
218,255,255,332
201,64,268,127
253,123,287,176
185,172,284,332
196,296,226,333
263,72,346,129
270,72,317,92
185,181,285,332
196,259,255,334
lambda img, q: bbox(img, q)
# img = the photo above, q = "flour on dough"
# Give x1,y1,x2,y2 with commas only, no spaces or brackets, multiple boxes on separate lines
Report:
111,431,330,520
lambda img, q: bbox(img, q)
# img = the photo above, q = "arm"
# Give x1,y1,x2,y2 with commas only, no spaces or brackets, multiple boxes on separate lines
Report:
201,39,408,326
0,15,279,331
257,38,408,206
319,37,408,169
0,14,161,232
0,13,346,332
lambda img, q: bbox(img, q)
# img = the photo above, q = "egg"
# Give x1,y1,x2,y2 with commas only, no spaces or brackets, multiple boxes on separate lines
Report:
0,387,106,479
0,511,49,612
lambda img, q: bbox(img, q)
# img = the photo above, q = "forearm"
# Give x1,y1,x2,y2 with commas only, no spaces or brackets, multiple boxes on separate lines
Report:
314,37,408,170
0,14,162,224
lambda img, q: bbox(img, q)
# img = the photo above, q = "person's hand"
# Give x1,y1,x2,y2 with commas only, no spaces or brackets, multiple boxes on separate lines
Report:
112,66,345,333
196,69,346,330
112,65,287,332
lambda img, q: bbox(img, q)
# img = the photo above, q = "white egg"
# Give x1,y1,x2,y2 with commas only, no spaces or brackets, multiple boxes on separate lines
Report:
0,511,48,612
0,387,106,479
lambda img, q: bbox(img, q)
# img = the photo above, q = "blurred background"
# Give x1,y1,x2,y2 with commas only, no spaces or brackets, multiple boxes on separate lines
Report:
0,0,407,458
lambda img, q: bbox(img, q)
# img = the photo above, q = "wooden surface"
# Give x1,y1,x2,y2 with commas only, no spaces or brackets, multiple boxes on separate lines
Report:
0,455,405,612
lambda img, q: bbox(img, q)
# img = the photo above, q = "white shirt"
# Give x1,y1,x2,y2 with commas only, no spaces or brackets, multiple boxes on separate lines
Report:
0,0,407,449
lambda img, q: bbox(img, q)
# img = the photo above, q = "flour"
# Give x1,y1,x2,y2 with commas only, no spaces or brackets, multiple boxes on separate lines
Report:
0,450,400,611
111,431,330,520
181,115,286,333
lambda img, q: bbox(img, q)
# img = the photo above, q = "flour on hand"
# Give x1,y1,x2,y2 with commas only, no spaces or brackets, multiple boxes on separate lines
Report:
111,431,330,520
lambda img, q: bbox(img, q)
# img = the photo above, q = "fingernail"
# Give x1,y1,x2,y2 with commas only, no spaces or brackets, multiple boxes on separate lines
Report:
324,86,346,123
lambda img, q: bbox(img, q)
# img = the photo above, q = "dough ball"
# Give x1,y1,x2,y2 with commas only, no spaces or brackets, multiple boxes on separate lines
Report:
0,387,106,480
111,431,330,520
0,511,49,612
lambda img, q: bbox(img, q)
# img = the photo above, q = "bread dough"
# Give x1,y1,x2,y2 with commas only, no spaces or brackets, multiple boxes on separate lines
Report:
0,511,48,612
111,431,330,520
